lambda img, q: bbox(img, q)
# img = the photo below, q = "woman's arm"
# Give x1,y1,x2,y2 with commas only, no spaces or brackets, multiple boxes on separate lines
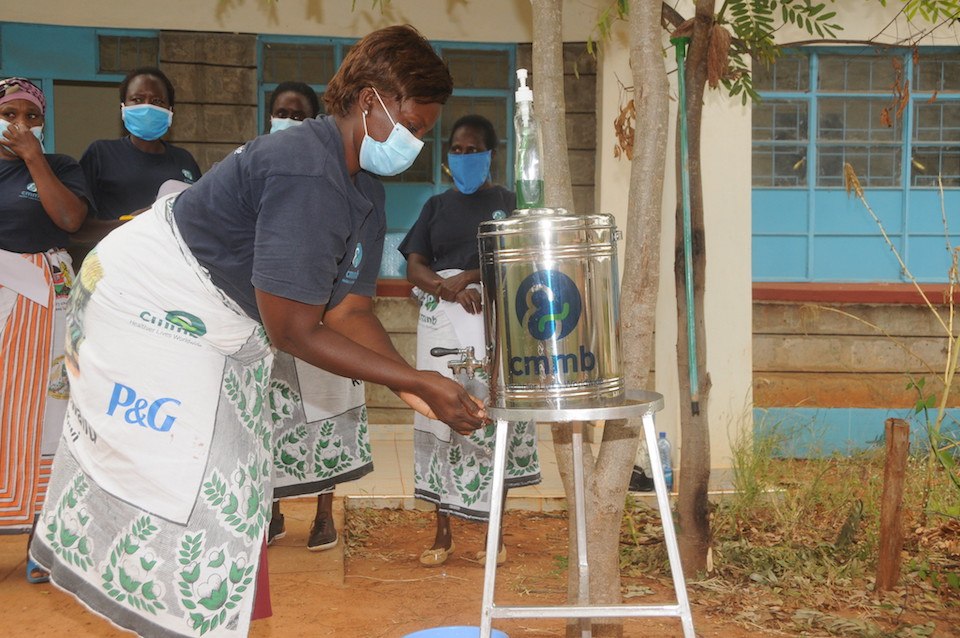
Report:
4,126,87,231
255,289,486,434
406,252,480,308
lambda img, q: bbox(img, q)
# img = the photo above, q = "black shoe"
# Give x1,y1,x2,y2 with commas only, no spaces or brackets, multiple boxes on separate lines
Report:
307,516,339,552
267,513,286,545
629,465,654,492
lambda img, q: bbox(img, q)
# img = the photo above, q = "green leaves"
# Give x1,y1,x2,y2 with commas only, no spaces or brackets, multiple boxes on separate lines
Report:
902,0,960,22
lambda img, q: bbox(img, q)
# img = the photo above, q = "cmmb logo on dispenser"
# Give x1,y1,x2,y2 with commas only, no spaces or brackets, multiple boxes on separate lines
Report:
511,269,595,375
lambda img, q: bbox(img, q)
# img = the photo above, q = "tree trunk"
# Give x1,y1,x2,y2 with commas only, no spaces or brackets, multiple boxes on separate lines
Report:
530,0,668,634
571,2,671,635
533,0,574,211
674,0,714,578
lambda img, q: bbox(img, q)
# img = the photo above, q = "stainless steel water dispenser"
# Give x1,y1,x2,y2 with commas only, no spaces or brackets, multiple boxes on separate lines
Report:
478,207,623,408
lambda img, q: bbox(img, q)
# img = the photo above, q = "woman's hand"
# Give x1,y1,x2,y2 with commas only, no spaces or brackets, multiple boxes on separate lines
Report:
454,288,482,314
3,123,88,232
1,122,43,162
397,371,487,435
437,270,476,301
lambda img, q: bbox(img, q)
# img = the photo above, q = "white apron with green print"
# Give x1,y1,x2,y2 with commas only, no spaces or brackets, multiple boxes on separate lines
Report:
30,196,275,638
269,352,372,498
413,272,540,522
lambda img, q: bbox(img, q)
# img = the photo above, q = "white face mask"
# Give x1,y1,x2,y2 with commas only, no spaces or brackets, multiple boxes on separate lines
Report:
0,119,43,155
358,88,424,177
269,117,303,134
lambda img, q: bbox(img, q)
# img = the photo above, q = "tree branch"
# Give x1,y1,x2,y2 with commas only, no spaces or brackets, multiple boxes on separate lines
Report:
661,2,685,29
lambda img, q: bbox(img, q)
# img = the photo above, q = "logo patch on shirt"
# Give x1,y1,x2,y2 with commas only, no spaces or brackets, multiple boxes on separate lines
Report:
344,242,363,284
19,182,40,200
181,169,196,182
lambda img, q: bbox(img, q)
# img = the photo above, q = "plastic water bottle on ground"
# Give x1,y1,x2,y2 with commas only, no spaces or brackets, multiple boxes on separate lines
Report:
658,431,674,491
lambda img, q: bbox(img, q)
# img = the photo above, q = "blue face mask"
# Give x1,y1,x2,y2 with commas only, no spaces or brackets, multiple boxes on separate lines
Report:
270,117,303,134
447,150,491,195
0,119,44,155
122,104,173,141
358,88,424,177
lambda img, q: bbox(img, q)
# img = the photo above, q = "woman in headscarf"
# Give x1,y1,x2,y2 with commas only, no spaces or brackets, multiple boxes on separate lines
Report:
29,25,485,638
0,77,91,581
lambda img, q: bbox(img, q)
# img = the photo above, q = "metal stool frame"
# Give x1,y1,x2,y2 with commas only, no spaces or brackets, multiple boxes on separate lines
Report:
479,390,695,638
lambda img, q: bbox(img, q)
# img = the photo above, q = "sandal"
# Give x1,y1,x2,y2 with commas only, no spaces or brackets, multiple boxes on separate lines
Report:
476,545,507,566
419,541,455,567
26,558,50,584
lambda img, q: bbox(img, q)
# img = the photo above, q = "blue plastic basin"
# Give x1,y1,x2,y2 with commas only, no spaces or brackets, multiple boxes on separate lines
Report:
403,627,508,638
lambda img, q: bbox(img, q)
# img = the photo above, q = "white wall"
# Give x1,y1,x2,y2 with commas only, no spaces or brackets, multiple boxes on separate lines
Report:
0,0,597,42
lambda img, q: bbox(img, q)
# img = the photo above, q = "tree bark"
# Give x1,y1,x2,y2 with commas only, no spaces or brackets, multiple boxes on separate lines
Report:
533,0,574,211
674,0,714,577
572,1,671,634
529,0,669,633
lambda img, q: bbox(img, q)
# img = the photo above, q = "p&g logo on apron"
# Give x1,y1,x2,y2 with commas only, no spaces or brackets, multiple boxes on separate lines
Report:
106,382,181,432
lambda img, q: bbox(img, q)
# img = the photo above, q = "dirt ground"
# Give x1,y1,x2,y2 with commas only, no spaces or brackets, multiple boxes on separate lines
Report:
1,499,956,637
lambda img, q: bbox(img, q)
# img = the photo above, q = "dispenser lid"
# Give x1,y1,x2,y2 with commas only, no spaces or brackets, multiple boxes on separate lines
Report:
478,207,617,237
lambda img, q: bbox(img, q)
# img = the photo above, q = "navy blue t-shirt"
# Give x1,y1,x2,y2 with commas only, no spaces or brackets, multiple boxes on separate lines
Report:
0,154,93,253
81,137,201,219
399,186,515,271
173,116,385,322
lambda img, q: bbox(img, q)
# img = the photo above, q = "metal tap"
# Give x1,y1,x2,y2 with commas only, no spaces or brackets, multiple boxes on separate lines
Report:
430,346,486,379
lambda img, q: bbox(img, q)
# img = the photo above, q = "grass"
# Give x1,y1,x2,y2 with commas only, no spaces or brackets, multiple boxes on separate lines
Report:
618,417,960,635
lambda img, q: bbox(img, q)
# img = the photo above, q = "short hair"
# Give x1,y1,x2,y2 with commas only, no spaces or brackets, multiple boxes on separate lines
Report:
449,114,498,151
119,66,176,106
323,24,453,117
269,81,321,118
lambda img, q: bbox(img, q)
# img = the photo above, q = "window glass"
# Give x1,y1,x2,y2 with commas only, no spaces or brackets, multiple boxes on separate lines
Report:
753,100,807,141
913,53,960,92
752,55,809,92
817,98,900,187
752,100,808,187
262,43,335,84
911,146,960,187
818,55,897,91
98,36,159,73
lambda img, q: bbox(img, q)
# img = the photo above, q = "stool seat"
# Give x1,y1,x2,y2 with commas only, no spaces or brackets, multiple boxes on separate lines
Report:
479,391,696,638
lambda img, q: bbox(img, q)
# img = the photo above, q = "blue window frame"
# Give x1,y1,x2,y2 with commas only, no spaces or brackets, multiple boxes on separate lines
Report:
752,48,960,283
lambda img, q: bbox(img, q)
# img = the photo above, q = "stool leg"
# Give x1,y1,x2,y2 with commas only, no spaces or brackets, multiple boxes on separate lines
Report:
571,421,592,637
480,418,511,638
642,413,696,638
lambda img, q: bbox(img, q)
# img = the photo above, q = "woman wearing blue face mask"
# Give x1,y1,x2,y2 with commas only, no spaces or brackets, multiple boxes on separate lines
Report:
263,79,369,555
30,26,487,637
399,114,541,567
0,77,91,582
78,66,201,222
265,81,321,134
